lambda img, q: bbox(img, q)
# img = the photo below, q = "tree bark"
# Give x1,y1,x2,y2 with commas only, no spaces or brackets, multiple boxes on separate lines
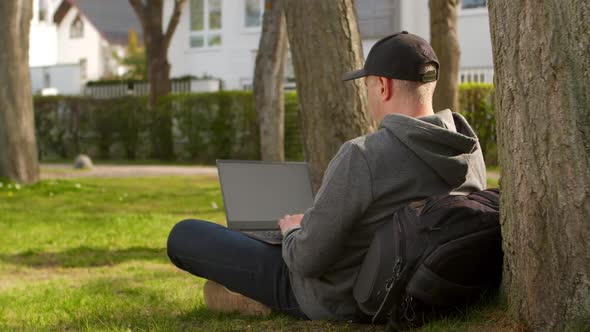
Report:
0,0,40,184
129,0,185,107
254,0,288,162
488,1,590,331
283,0,374,191
429,0,460,112
146,35,172,107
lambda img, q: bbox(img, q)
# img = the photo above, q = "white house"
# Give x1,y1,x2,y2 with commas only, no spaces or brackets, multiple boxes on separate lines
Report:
29,0,60,68
53,0,143,80
163,0,493,91
29,0,63,95
456,0,494,83
29,0,143,95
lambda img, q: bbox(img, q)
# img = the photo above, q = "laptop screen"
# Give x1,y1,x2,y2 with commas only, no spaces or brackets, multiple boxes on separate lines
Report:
217,160,314,230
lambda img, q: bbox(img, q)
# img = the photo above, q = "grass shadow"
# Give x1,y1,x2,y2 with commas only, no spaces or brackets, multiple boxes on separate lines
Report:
0,246,168,268
3,274,379,332
175,306,381,332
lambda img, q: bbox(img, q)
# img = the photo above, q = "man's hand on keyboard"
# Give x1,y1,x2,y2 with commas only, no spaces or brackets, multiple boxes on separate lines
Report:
278,214,303,236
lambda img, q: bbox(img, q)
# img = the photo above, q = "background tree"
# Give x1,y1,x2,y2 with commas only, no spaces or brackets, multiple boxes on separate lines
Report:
429,0,460,112
489,1,590,331
129,0,187,107
114,29,147,80
282,0,374,190
0,0,40,184
254,0,288,161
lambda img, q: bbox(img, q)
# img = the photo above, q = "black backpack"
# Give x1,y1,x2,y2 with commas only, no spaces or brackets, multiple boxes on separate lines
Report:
352,189,503,331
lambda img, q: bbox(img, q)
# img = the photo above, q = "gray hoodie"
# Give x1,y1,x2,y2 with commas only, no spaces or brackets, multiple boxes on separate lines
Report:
282,110,487,320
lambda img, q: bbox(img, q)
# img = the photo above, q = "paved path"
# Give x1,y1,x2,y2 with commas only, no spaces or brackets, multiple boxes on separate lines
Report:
41,163,500,181
41,164,218,179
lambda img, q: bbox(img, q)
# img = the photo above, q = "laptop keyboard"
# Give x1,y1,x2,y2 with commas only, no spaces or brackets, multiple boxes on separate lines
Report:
243,230,283,243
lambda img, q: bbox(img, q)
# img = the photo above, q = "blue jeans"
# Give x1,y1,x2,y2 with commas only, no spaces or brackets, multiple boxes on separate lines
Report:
167,219,307,319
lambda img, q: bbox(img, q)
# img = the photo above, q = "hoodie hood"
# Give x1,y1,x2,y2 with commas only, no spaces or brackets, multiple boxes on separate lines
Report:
380,109,486,190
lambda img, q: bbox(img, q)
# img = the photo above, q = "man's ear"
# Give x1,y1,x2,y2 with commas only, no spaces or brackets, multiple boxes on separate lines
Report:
378,76,393,101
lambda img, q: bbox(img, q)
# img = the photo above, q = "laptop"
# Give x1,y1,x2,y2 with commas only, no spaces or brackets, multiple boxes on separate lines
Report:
216,160,314,245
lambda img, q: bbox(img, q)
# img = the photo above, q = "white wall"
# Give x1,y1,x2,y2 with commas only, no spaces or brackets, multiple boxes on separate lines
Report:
30,63,82,95
29,0,60,67
457,7,493,69
399,0,430,41
29,23,58,67
166,0,494,89
165,0,264,90
362,0,430,60
457,6,493,82
56,7,106,81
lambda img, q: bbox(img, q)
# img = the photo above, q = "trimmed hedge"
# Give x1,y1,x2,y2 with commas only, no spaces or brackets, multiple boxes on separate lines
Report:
458,83,496,165
34,92,303,163
34,84,496,165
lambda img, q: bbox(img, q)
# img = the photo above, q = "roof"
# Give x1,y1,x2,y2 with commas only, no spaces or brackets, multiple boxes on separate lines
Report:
54,0,143,45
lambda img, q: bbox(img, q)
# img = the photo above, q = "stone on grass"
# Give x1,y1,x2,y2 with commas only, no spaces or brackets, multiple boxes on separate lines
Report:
73,154,93,170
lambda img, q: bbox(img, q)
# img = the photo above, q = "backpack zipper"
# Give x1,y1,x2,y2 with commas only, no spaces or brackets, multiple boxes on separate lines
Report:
397,217,406,262
402,296,416,322
372,217,408,324
385,218,406,292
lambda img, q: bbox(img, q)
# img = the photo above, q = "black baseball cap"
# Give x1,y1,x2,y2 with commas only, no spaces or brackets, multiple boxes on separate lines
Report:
342,31,439,83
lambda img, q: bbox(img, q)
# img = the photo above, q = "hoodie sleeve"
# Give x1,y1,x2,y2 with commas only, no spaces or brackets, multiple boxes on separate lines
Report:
282,141,373,277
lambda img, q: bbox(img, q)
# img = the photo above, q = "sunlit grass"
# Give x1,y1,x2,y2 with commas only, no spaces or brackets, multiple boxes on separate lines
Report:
0,174,515,331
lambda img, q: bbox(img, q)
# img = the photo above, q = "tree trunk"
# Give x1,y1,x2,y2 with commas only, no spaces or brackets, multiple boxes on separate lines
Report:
254,0,288,162
429,0,460,112
488,1,590,331
147,41,172,107
283,0,374,191
0,0,40,184
144,35,173,160
129,0,185,160
129,0,185,108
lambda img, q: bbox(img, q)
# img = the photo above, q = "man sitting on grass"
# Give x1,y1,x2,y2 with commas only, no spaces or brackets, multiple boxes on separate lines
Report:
166,31,486,321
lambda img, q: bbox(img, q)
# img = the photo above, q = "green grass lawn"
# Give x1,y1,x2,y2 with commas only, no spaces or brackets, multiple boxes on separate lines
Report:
0,175,516,331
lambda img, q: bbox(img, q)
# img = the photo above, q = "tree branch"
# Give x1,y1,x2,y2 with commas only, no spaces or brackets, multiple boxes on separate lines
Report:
128,0,147,22
164,0,187,50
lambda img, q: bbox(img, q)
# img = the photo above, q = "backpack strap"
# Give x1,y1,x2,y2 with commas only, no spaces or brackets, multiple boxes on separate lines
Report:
407,199,427,211
475,188,500,201
469,189,500,208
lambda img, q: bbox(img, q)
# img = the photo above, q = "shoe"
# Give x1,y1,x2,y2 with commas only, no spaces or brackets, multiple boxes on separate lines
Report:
203,280,272,316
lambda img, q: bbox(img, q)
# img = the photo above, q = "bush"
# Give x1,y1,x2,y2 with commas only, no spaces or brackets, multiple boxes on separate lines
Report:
34,92,303,163
34,86,495,165
458,83,497,166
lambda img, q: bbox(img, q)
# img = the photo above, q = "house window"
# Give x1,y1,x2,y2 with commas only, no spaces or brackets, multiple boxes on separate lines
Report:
70,15,84,38
190,0,222,48
461,0,487,9
245,0,264,28
38,0,48,22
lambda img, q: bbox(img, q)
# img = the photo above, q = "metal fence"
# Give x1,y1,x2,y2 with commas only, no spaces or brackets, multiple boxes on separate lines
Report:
83,79,221,98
